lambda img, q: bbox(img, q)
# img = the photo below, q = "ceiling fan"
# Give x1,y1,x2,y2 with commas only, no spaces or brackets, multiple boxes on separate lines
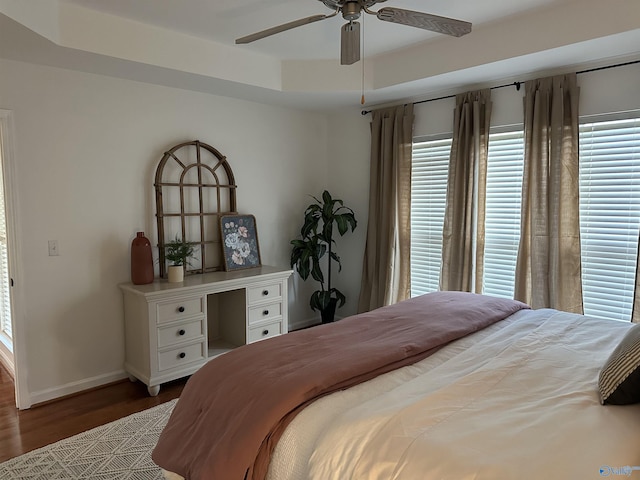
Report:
235,0,472,65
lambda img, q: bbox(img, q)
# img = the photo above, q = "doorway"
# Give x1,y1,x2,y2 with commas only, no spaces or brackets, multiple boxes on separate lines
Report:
0,109,28,409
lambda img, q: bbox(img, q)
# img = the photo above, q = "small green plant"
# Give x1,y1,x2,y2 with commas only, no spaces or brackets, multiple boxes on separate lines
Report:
164,236,195,266
290,190,357,322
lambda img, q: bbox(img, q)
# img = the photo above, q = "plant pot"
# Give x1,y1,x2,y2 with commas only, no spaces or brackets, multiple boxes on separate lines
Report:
320,298,338,324
167,265,184,283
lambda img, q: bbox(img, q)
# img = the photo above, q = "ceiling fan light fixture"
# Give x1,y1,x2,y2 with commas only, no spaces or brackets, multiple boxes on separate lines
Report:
341,1,362,21
340,21,360,65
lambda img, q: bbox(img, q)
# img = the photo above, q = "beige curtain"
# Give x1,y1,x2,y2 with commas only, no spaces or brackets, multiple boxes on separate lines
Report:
514,73,583,313
440,90,492,292
358,104,414,312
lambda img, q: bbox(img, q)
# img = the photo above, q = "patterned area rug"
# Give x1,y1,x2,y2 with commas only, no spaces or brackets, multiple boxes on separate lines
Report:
0,399,177,479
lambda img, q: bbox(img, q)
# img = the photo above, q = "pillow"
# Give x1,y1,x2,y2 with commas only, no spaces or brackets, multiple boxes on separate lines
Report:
599,324,640,405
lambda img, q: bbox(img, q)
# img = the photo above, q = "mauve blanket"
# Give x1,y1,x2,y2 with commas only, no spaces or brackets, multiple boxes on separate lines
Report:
152,291,529,480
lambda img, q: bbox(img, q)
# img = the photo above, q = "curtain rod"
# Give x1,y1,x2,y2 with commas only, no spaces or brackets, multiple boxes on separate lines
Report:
360,58,640,116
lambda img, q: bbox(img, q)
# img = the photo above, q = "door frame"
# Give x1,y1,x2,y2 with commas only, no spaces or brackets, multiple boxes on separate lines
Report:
0,109,30,409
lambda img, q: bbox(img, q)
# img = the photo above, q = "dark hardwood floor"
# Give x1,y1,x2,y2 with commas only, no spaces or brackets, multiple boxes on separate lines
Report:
0,363,186,463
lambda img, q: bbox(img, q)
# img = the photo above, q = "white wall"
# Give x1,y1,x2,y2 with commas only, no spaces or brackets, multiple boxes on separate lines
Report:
414,62,640,137
325,109,371,318
286,108,370,323
0,58,329,403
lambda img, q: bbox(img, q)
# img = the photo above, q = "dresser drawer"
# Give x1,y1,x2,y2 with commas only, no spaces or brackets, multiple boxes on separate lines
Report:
157,319,205,348
248,302,282,325
247,283,282,305
158,342,206,371
157,297,204,324
248,321,282,343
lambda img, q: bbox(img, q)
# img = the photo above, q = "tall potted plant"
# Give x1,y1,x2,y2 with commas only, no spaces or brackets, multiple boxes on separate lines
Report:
290,190,357,323
165,236,195,283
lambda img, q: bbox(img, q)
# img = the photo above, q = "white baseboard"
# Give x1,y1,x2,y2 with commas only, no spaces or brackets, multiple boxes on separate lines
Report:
30,370,129,406
288,314,345,331
288,315,320,331
0,344,14,378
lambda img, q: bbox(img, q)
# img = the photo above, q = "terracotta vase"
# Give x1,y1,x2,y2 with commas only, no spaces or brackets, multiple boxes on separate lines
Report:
131,232,154,285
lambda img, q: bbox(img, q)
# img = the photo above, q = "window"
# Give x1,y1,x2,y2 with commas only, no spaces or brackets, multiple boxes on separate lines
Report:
483,130,524,299
411,115,640,322
410,138,451,296
579,117,640,321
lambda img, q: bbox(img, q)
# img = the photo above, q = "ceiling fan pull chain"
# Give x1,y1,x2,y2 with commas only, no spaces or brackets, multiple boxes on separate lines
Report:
361,13,365,105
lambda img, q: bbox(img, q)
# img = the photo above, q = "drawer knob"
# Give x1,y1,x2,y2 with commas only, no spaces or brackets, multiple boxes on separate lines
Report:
262,290,269,296
178,329,186,336
179,352,186,359
178,306,185,313
262,310,269,316
262,329,269,336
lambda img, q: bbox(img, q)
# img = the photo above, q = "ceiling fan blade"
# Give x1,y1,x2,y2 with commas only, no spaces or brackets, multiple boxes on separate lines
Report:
377,7,472,37
340,21,360,65
236,14,329,44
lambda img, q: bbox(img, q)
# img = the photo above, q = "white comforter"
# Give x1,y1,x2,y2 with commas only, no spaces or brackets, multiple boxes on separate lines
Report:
268,308,640,480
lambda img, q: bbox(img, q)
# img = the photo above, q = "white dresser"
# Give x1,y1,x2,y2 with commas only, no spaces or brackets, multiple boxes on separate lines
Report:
119,265,292,396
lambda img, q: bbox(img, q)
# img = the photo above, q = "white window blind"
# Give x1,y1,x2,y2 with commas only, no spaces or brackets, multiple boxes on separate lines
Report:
483,131,524,298
0,132,10,341
579,117,640,322
410,133,523,298
410,138,451,296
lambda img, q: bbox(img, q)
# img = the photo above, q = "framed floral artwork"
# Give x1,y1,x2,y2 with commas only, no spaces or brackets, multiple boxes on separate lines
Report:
220,214,262,270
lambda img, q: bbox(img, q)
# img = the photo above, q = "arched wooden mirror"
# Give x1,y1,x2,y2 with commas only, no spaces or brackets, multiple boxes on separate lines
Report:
154,140,237,278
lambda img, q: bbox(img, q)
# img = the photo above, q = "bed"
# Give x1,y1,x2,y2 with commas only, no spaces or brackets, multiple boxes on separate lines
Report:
152,291,640,480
